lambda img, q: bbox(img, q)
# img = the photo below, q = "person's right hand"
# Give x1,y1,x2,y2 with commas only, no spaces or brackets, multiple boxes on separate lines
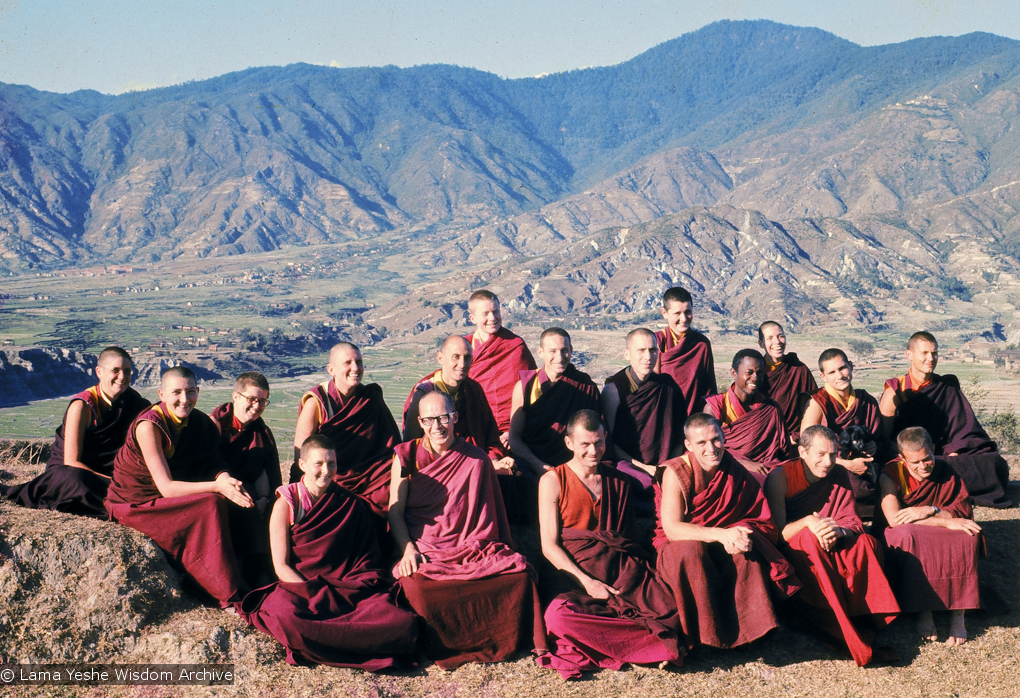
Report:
944,518,982,536
720,526,753,555
843,456,873,477
396,543,424,577
807,513,840,551
581,577,620,600
216,472,254,508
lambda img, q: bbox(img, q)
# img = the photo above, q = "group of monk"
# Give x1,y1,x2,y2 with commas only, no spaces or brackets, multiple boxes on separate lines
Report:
1,286,1012,678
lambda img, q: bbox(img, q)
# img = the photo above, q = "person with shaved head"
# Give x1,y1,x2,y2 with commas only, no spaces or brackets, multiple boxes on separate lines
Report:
703,349,789,476
757,321,817,441
654,287,717,416
765,425,900,666
465,289,537,447
878,427,984,645
388,391,545,668
509,328,601,479
105,366,252,610
600,328,686,515
879,332,1011,508
2,346,150,518
291,342,401,518
654,413,800,650
537,410,682,680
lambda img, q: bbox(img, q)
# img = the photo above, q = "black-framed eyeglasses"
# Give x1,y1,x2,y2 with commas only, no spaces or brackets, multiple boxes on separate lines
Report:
419,412,457,427
237,393,270,407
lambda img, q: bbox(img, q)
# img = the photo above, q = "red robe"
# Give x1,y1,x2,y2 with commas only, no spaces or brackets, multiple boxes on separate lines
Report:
466,327,537,433
393,438,546,668
293,380,400,517
538,463,682,679
884,373,1010,508
2,385,149,518
606,368,686,467
105,403,244,607
653,451,801,648
704,386,789,469
778,459,899,666
761,353,817,440
242,481,418,670
654,328,717,416
878,458,982,612
519,365,601,467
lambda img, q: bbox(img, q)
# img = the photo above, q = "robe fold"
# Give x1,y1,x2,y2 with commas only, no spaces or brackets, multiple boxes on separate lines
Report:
292,380,400,517
394,438,546,668
105,404,244,606
519,365,601,467
778,459,899,667
878,459,983,612
884,373,1011,508
653,451,801,648
3,386,150,518
467,327,537,433
761,353,817,439
242,481,418,670
655,328,717,416
704,386,789,469
538,463,681,679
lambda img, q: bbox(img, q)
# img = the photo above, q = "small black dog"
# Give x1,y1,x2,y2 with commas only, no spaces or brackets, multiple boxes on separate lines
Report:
839,425,879,482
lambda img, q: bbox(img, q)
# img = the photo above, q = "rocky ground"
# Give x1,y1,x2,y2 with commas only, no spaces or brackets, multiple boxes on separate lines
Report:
1,440,1018,697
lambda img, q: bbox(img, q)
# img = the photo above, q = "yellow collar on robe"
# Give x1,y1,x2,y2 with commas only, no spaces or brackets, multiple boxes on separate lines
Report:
722,390,741,425
432,370,460,403
667,326,686,344
823,383,856,412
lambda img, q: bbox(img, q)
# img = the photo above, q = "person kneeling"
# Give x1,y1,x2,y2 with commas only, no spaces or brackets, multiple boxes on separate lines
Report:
242,435,418,670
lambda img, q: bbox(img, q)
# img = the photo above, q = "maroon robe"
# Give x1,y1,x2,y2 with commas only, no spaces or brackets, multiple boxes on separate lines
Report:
607,368,686,467
538,463,682,679
809,386,890,504
105,403,244,607
291,380,400,517
704,386,789,469
778,459,899,666
878,458,983,612
467,327,537,433
519,365,601,467
885,373,1010,508
2,386,149,518
761,353,817,439
394,438,546,668
653,451,801,648
242,482,418,670
654,328,717,416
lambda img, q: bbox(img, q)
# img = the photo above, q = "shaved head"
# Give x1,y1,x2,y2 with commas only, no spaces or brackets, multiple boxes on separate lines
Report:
419,390,455,416
468,289,499,307
98,346,132,366
540,327,571,349
300,434,336,460
626,328,656,348
329,342,361,363
908,331,937,350
161,365,196,387
440,334,472,354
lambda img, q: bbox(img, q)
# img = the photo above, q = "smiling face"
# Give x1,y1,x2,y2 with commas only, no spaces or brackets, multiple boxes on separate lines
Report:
231,385,269,425
468,298,502,337
158,375,199,420
732,356,764,398
327,345,364,394
625,331,658,381
438,336,472,384
758,323,786,363
95,355,132,400
539,334,572,378
901,446,936,482
798,436,837,481
418,392,458,452
661,300,692,335
299,447,337,495
565,425,606,468
906,339,938,378
684,423,726,470
819,355,854,393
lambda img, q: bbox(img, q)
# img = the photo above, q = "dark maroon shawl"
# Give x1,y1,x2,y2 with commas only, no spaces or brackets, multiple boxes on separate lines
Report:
607,369,686,465
242,482,418,669
879,457,974,523
655,328,717,416
402,373,506,461
48,386,151,474
212,402,282,492
467,327,537,432
520,365,601,467
295,380,400,516
704,387,789,466
761,353,817,438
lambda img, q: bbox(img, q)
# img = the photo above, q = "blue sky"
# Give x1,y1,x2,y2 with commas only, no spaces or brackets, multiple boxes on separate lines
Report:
1,0,1016,95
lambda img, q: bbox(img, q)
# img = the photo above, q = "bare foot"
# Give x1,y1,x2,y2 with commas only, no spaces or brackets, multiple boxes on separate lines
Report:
946,610,967,645
917,611,938,642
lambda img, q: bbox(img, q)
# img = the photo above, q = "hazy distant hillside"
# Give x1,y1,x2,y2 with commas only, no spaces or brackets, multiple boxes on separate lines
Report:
3,20,1020,275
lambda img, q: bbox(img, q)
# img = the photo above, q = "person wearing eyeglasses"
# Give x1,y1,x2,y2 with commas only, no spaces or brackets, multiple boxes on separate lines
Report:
388,391,545,668
212,371,280,587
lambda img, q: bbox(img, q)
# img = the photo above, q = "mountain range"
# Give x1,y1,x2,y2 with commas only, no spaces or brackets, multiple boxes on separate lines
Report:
3,20,1020,332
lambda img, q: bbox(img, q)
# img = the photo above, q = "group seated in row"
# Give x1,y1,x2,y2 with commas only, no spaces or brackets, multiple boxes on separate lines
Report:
0,286,1009,676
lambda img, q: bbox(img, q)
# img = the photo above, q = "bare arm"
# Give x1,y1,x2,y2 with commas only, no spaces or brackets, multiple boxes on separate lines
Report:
387,454,423,577
800,398,823,431
878,388,898,440
507,381,549,477
879,472,981,534
660,466,751,554
293,395,321,451
268,496,305,583
135,421,253,507
538,470,619,599
62,400,106,476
